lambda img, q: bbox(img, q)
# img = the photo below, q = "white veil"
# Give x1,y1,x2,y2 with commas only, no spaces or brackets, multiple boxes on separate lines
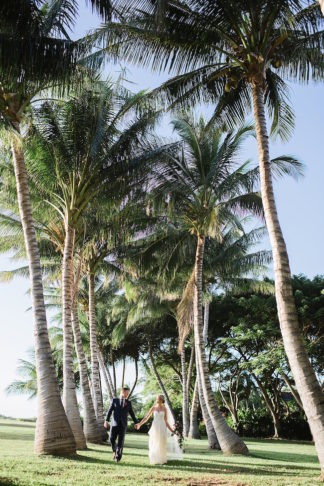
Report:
166,404,183,460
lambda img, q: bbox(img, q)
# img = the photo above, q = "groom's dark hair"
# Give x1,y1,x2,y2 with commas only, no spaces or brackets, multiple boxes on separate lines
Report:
121,386,130,391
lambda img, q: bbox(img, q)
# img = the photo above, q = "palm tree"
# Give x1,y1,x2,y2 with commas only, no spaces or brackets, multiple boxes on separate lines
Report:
95,1,324,472
319,1,324,15
0,0,84,455
0,0,117,453
71,257,103,443
152,116,267,454
28,80,166,439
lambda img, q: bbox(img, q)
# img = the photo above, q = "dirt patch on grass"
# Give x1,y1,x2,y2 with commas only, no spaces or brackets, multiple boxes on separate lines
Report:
187,480,246,486
155,477,246,486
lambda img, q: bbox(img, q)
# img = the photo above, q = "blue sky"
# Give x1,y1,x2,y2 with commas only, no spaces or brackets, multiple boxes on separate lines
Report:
0,4,323,418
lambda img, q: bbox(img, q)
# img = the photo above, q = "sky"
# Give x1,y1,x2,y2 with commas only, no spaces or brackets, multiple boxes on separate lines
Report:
0,3,323,419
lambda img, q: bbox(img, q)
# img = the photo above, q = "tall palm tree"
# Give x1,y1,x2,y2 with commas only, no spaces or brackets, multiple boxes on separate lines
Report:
0,0,84,455
0,0,116,453
28,80,166,438
153,116,267,455
94,1,324,472
71,256,103,443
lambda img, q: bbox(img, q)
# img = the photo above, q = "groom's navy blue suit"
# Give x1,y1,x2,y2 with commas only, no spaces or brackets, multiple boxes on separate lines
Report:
106,397,138,461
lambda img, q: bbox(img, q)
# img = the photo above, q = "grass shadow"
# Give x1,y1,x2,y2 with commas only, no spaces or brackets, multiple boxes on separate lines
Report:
251,450,319,464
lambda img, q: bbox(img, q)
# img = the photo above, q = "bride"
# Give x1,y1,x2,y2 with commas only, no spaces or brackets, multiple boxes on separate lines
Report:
135,394,183,465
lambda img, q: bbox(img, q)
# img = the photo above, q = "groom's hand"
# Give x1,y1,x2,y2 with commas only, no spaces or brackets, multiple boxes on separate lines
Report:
104,421,109,430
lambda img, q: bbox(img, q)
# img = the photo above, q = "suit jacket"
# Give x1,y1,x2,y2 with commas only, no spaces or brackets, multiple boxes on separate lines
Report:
106,397,138,428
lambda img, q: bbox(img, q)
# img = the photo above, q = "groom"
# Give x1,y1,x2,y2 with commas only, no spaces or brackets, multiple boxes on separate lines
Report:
104,386,138,462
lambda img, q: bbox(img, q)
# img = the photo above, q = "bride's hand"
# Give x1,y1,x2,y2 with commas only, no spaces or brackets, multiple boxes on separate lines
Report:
135,423,141,430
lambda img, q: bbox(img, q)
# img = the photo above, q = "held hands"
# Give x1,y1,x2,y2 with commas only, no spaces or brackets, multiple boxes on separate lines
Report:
134,423,141,431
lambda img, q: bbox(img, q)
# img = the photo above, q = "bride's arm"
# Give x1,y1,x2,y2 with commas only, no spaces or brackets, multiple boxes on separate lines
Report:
135,406,154,429
164,409,174,433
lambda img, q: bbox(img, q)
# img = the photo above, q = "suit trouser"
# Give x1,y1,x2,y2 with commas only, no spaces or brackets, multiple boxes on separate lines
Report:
110,423,126,459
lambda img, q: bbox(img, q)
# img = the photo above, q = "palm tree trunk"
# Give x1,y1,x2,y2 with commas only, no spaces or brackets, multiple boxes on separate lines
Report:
188,378,200,439
111,350,117,393
129,358,138,398
201,299,220,449
194,235,248,455
197,360,220,449
180,347,190,437
72,298,102,444
98,350,114,401
186,345,195,399
11,128,76,455
121,357,126,388
88,271,104,423
252,84,324,472
148,340,176,423
62,224,86,449
319,1,324,16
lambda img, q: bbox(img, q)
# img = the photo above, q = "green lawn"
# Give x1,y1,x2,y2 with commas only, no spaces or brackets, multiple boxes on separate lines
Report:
0,419,321,486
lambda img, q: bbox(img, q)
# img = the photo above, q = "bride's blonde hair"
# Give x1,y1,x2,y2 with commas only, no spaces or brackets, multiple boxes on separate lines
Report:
157,394,165,404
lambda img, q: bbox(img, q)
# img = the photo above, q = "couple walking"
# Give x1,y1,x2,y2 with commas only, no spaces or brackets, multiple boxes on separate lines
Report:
104,386,183,464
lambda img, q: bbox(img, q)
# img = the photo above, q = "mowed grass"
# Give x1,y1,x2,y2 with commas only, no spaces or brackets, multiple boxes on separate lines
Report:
0,419,321,486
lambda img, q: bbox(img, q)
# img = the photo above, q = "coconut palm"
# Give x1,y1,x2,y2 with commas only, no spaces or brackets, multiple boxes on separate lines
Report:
0,0,84,454
152,115,268,455
94,0,324,471
27,80,167,439
0,0,117,452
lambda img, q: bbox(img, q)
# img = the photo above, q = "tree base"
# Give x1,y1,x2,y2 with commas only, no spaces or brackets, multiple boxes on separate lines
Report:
34,414,76,456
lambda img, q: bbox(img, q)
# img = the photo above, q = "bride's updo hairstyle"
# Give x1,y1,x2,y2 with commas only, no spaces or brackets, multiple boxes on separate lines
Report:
157,394,165,404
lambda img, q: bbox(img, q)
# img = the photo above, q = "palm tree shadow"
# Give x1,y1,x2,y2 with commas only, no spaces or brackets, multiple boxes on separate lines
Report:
72,454,318,479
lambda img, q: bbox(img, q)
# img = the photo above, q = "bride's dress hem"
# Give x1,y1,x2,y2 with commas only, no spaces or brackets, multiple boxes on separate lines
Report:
148,410,183,465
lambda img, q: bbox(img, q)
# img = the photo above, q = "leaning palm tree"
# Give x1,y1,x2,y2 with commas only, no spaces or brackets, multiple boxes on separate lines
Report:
152,115,268,455
93,1,324,472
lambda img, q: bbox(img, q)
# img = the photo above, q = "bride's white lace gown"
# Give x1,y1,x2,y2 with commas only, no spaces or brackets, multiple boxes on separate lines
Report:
148,410,183,465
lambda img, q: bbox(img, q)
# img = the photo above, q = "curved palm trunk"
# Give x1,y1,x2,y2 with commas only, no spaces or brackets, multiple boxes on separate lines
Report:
197,361,220,449
186,345,195,400
11,129,76,455
98,350,114,401
252,85,324,473
88,271,106,438
199,303,220,449
72,299,102,443
129,358,139,398
194,236,248,455
188,378,200,439
62,224,86,449
121,357,126,388
111,350,117,394
148,341,176,423
180,348,190,437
